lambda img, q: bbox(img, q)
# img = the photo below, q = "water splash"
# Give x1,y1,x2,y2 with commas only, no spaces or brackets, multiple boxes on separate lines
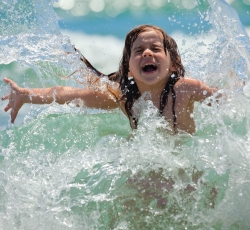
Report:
0,0,250,229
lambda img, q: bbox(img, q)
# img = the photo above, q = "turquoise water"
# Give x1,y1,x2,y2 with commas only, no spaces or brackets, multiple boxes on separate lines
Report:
0,0,250,229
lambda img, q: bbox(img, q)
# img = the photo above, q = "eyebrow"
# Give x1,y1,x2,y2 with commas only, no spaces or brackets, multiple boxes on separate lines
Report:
132,42,163,51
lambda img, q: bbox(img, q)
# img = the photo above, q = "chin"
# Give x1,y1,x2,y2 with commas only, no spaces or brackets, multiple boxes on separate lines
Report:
143,76,165,84
143,80,161,87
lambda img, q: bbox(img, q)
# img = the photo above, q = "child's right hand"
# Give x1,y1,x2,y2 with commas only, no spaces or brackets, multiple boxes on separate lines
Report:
1,78,25,123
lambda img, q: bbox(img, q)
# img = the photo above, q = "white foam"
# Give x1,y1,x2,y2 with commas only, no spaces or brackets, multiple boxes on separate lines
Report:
171,30,217,54
61,30,124,74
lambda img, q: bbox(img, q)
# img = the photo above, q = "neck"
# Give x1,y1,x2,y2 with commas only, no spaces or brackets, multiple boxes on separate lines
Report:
137,82,167,108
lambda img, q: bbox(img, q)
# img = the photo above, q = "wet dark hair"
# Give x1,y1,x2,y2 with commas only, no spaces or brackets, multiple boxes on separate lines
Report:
110,24,186,129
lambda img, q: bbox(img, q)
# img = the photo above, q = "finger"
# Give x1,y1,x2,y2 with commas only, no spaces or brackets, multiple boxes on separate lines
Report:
10,109,18,124
3,78,11,84
4,78,18,88
1,94,10,101
4,103,12,112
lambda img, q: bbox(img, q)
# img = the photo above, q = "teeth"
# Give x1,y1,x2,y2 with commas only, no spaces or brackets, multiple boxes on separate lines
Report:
143,63,155,68
142,63,157,72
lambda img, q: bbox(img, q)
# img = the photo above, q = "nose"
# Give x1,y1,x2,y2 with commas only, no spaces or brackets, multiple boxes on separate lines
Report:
143,48,153,57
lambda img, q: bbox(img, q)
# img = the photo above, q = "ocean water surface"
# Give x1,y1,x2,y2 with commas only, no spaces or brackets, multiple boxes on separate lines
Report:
0,0,250,229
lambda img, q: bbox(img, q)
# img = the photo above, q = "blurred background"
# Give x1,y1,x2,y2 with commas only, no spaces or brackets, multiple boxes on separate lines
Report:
54,0,250,36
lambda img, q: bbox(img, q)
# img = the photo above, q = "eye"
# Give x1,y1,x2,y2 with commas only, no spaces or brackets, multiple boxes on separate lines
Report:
135,49,142,53
152,47,162,52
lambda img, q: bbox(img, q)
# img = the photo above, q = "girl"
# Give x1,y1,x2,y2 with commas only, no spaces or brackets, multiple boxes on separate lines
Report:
2,25,219,134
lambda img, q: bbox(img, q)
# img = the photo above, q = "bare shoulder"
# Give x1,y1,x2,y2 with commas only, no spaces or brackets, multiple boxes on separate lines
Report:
175,77,203,89
174,77,218,102
174,77,201,96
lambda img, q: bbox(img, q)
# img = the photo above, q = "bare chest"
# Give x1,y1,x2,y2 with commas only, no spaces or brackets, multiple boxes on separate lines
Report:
161,91,195,133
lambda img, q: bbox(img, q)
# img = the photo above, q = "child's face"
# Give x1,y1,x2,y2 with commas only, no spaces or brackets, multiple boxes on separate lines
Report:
129,30,174,90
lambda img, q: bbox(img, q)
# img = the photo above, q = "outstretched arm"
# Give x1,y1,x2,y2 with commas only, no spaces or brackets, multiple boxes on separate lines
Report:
2,78,120,123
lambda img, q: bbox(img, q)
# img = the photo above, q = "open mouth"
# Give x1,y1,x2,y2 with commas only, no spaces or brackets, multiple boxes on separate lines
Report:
142,63,157,73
